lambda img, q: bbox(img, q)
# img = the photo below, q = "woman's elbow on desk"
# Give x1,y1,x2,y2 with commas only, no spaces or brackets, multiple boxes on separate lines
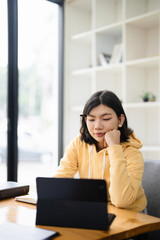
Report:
110,190,138,209
110,192,147,212
110,197,132,209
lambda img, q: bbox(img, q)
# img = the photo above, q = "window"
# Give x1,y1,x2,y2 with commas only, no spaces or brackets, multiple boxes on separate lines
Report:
0,0,64,183
18,0,59,184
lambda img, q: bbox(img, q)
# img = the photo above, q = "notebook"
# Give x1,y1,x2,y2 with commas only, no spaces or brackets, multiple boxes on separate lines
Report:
0,181,29,200
36,177,116,230
15,193,37,205
0,222,59,240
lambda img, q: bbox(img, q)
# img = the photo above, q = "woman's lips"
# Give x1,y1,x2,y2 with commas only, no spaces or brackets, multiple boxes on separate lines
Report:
95,133,104,137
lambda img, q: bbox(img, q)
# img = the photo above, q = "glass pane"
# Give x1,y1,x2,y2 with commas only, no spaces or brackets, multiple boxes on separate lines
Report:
18,0,58,184
0,0,8,182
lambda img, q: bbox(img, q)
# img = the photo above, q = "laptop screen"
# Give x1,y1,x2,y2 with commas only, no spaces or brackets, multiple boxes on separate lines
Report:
36,177,111,230
36,177,107,202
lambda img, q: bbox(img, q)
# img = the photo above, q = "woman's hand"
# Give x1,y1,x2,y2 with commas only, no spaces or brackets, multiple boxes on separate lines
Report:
104,129,121,147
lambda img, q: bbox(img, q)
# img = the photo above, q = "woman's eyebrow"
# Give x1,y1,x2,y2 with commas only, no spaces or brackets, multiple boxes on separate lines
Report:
88,113,112,117
102,113,112,116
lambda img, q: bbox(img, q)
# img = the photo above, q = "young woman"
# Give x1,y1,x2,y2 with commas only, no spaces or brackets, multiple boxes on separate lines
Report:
54,90,147,212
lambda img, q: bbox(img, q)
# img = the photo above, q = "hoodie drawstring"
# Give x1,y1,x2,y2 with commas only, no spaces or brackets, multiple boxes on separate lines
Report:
88,145,93,179
102,149,107,179
88,145,107,179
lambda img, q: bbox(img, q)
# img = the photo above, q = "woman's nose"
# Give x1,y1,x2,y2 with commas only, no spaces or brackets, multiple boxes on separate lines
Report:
94,120,103,129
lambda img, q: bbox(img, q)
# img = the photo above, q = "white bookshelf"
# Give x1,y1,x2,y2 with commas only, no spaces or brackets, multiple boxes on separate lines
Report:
64,0,160,161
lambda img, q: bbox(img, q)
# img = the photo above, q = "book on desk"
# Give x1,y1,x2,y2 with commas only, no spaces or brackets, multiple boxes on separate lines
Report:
0,181,29,200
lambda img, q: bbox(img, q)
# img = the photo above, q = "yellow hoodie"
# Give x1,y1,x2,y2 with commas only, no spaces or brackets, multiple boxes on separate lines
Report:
54,133,147,212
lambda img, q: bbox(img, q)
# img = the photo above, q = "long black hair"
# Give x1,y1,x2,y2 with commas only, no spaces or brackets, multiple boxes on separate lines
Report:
80,90,133,145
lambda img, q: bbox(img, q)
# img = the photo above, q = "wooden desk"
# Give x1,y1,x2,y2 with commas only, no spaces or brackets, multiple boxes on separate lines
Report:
0,198,160,240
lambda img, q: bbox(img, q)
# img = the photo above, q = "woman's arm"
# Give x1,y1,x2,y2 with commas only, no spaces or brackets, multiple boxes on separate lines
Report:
53,138,78,178
108,145,144,208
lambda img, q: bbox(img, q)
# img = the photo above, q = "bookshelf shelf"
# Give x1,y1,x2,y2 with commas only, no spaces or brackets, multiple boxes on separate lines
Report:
124,102,160,108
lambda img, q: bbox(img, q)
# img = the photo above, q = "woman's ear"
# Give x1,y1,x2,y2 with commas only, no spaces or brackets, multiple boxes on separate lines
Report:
118,114,125,127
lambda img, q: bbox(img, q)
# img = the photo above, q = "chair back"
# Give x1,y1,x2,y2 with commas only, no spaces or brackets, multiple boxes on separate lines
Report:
142,160,160,217
142,160,160,240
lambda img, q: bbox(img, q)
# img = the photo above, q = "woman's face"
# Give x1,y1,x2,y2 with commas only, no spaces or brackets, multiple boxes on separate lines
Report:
86,104,124,150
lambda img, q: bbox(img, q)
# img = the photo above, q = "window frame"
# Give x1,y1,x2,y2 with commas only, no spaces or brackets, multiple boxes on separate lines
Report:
7,0,64,181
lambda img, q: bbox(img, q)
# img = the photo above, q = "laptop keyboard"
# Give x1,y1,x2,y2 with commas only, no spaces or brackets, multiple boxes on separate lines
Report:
108,213,116,226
